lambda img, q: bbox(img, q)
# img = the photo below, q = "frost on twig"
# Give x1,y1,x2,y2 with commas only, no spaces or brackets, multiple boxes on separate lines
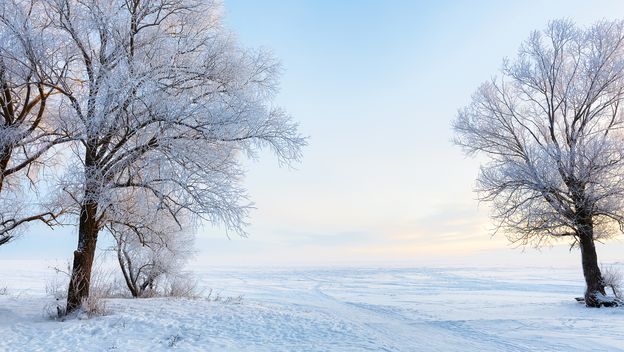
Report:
601,265,623,298
0,0,72,245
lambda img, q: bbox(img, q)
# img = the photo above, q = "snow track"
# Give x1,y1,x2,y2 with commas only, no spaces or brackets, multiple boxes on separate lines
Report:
2,265,624,351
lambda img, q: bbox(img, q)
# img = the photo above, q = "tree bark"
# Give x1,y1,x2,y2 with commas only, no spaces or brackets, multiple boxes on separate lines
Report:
0,145,13,193
577,219,605,307
0,147,12,245
66,145,101,314
66,200,99,313
117,242,139,298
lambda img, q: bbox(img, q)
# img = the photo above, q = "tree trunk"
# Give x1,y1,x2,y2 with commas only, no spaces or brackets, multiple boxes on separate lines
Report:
0,147,14,246
117,242,139,298
0,145,13,193
66,142,103,314
66,195,100,313
577,221,605,307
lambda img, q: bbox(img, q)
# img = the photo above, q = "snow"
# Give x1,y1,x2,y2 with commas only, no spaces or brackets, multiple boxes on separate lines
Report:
2,262,624,351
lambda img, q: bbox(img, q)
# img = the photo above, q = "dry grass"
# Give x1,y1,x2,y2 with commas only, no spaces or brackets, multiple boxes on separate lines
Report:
44,259,116,319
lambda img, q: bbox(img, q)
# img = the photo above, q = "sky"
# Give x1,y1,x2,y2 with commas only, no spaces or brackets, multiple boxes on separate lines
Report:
4,0,624,267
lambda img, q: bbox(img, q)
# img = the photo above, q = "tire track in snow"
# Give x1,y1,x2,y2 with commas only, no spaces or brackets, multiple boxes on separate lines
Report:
305,274,539,352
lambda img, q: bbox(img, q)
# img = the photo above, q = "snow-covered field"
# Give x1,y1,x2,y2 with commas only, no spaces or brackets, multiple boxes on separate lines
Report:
2,262,624,351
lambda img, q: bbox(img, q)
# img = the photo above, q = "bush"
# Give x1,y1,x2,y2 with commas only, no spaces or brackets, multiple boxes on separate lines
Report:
602,264,623,298
162,272,200,299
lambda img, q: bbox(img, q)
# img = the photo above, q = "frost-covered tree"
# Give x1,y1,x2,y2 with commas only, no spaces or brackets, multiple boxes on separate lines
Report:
0,0,71,245
111,224,194,298
107,191,194,298
454,19,624,307
42,0,305,313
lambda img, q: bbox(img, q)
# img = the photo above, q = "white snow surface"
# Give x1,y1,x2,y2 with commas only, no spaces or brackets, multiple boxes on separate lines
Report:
2,262,624,351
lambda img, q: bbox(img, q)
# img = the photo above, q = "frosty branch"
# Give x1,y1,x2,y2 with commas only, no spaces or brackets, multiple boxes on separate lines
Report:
0,0,73,245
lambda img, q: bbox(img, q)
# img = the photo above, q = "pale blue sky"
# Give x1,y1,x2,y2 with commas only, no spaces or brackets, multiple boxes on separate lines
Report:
4,0,624,266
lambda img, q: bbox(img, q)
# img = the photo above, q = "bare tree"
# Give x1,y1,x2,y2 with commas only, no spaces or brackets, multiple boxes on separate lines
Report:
0,0,71,245
41,0,305,313
454,19,624,307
